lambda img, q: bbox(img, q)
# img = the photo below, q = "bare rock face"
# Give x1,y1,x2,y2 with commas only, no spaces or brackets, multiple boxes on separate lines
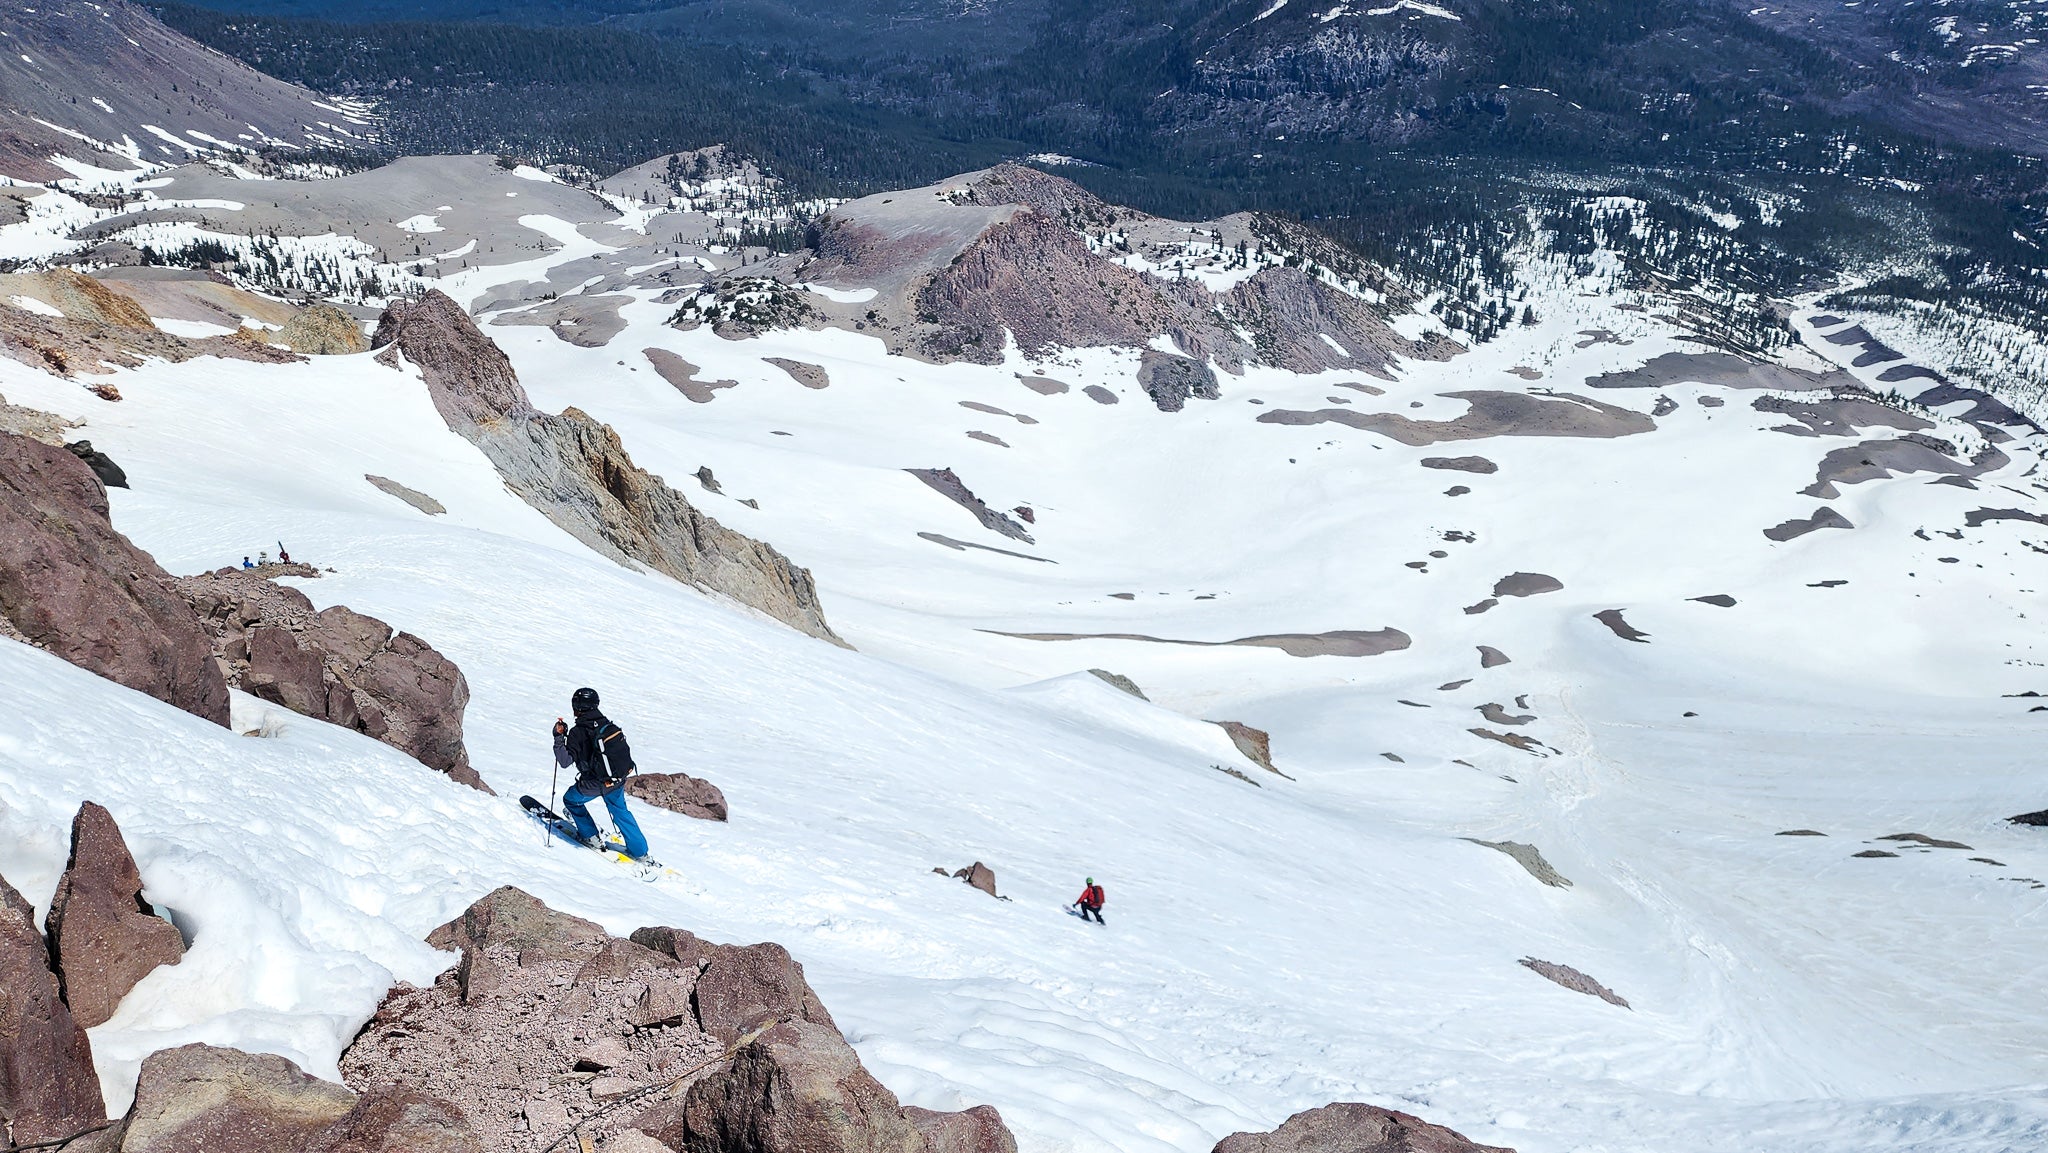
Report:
0,432,229,726
1137,349,1220,413
906,467,1032,542
1519,958,1630,1008
904,1106,1019,1153
0,294,299,380
0,874,105,1147
373,292,843,646
274,303,369,355
1212,1102,1515,1153
625,772,729,822
345,889,713,1151
46,802,185,1029
1087,669,1148,699
1213,720,1280,775
1222,266,1431,376
173,569,486,792
110,1043,480,1153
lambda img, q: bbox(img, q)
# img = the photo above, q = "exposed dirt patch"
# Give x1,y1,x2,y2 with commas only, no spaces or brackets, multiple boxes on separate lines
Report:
1259,390,1653,445
1592,608,1650,642
982,627,1411,657
1764,507,1854,541
1520,958,1629,1008
764,357,830,390
644,349,738,403
1462,839,1571,887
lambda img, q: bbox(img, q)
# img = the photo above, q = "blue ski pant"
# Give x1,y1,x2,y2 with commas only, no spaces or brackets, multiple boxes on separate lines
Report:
563,782,648,859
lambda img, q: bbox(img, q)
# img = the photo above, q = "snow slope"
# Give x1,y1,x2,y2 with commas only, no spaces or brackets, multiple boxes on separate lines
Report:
3,182,2048,1153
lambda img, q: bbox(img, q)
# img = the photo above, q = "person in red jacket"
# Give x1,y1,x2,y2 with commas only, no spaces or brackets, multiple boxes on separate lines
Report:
1073,878,1106,925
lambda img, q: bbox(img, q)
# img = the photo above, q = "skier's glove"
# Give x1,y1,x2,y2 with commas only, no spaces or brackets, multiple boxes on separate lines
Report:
552,718,568,740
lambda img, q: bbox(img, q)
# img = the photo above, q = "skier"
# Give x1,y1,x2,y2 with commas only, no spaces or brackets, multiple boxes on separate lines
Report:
1073,877,1106,925
550,687,649,860
240,556,255,570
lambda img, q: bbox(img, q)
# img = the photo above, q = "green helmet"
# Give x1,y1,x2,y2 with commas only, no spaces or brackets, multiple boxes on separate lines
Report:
1085,877,1094,885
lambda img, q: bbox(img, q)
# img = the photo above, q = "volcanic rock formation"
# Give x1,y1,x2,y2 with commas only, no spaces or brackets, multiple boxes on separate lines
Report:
0,431,229,725
371,292,842,646
173,569,486,791
45,802,185,1029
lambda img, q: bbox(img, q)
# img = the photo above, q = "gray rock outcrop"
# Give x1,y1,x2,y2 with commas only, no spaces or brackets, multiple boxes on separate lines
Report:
109,1043,479,1153
1212,1102,1515,1153
625,772,729,822
46,802,185,1029
0,873,105,1147
372,292,842,646
173,569,486,792
1136,350,1220,413
1519,958,1630,1008
906,468,1032,542
0,431,229,725
904,1106,1019,1153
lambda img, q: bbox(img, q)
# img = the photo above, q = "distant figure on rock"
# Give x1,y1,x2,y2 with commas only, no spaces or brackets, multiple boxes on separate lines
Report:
551,686,649,859
277,543,291,564
258,550,269,566
240,556,255,570
1073,877,1106,925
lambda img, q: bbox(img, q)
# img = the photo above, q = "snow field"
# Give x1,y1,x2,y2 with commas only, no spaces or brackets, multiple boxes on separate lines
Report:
1,187,2046,1153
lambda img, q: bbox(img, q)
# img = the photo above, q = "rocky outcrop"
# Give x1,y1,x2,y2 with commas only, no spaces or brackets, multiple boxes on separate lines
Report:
46,802,185,1029
345,888,715,1151
1213,720,1280,775
1223,266,1439,376
1087,669,1148,699
108,1043,480,1153
1212,1102,1514,1153
625,772,729,822
372,292,842,646
0,389,79,445
273,303,369,355
630,926,1012,1153
172,569,486,792
916,210,1196,364
0,873,105,1147
0,432,230,725
345,890,1012,1153
65,441,128,489
0,294,298,379
907,467,1033,542
1136,349,1220,413
950,862,999,898
1519,958,1629,1008
904,1106,1019,1153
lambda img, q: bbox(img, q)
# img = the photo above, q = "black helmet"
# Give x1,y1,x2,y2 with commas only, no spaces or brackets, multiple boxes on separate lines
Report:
571,687,600,715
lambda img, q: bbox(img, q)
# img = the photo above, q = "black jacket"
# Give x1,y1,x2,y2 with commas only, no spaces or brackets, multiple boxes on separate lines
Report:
554,711,635,793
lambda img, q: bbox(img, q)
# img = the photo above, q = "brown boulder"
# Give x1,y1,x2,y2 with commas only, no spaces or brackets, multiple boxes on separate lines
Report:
173,569,486,792
626,772,729,822
1212,1102,1514,1153
46,802,184,1029
0,432,229,725
690,941,839,1044
904,1105,1018,1153
0,873,105,1146
109,1043,480,1153
951,863,999,898
673,1019,924,1153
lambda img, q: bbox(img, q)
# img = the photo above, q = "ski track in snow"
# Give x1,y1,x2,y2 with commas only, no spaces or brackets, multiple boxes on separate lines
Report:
1,191,2047,1153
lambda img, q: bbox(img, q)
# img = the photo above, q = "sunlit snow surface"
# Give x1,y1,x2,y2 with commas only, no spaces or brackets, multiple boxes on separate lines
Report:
0,199,2046,1153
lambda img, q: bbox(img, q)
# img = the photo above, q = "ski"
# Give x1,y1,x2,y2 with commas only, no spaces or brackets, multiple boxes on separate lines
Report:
519,794,675,882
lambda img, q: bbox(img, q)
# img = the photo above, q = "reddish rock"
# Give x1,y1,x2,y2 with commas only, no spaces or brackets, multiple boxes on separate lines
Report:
625,772,728,822
1212,1102,1514,1153
905,1105,1019,1153
108,1043,479,1153
0,873,105,1147
45,802,184,1029
673,1018,925,1153
173,570,486,792
0,432,228,725
423,885,608,1003
689,941,839,1045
